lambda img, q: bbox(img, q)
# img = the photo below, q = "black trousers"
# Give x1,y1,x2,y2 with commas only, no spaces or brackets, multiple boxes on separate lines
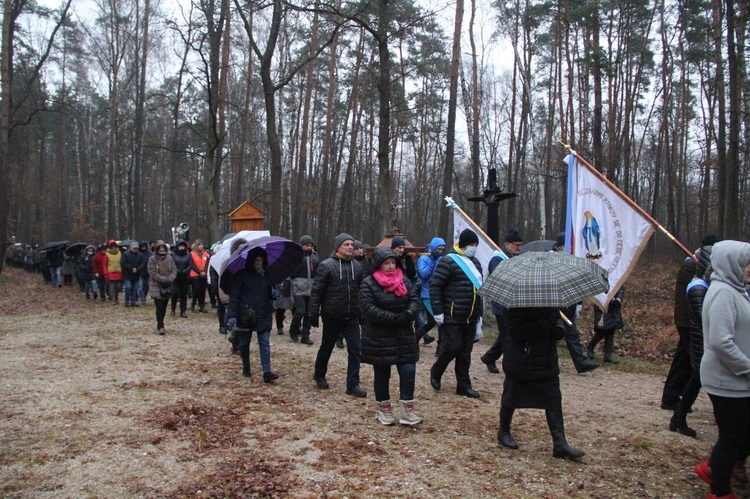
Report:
154,298,168,329
482,314,507,362
431,322,475,391
708,394,750,496
662,326,692,406
171,274,190,313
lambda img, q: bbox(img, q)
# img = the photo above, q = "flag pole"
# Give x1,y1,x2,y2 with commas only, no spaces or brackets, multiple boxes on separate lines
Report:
557,139,695,260
445,197,501,251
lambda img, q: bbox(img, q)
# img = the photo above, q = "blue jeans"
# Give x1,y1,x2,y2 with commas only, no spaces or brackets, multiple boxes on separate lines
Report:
314,317,361,389
238,330,272,373
124,279,139,305
139,275,149,302
84,279,98,296
373,363,416,402
51,267,62,287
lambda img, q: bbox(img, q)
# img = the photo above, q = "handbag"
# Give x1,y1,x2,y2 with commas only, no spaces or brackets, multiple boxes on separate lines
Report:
238,304,256,329
159,283,173,298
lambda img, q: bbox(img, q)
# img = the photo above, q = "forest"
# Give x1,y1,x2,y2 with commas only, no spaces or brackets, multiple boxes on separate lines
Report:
0,0,747,266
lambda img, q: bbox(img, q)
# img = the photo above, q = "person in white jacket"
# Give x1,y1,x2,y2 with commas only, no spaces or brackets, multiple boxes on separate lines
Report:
695,240,750,499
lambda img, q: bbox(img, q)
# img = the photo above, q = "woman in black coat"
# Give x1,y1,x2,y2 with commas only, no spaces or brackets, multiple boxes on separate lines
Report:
499,307,585,460
360,247,421,426
226,247,279,383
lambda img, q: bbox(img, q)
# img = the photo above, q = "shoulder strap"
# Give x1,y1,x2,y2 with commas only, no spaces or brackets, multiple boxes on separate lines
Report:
448,253,482,289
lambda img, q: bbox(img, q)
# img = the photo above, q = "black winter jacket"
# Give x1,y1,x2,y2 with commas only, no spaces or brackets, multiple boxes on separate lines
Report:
120,250,145,281
171,248,192,278
79,249,96,281
674,256,697,327
687,278,709,372
309,254,362,321
226,267,274,332
428,247,483,325
360,248,421,366
502,307,563,381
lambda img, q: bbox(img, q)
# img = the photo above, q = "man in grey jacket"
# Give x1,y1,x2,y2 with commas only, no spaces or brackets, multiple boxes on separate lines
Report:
289,235,319,345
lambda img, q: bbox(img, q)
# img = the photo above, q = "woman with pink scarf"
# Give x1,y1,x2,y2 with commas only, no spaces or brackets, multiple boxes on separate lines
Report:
360,247,422,426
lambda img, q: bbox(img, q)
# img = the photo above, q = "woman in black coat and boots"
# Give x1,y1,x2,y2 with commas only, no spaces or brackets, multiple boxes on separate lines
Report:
360,247,422,426
498,307,585,460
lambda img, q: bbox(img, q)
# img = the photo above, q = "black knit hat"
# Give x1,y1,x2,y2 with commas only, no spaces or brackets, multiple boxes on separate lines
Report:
458,229,479,248
391,236,405,248
555,232,566,248
701,233,721,247
504,228,523,243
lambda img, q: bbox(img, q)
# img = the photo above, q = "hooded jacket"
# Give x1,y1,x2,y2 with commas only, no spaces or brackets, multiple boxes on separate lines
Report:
226,253,274,332
360,248,421,366
170,240,192,278
79,245,97,281
148,241,177,299
417,237,446,300
308,235,362,321
121,247,145,281
700,240,750,397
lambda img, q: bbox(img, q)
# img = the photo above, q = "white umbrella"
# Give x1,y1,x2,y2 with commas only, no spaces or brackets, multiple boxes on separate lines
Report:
210,230,270,294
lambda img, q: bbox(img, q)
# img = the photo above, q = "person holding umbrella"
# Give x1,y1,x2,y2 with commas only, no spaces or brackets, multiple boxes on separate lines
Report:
225,247,280,382
478,249,608,460
429,229,483,399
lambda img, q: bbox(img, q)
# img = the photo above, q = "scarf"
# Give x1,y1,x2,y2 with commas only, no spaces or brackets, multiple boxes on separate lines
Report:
373,267,407,297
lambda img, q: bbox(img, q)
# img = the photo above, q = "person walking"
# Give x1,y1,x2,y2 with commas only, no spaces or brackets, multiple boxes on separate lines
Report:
189,239,210,313
225,247,280,382
79,245,98,300
138,241,152,303
498,307,585,460
429,229,483,399
360,247,422,426
273,278,294,336
413,237,446,345
694,240,750,499
662,233,720,410
289,235,319,345
93,244,108,302
480,229,523,374
103,240,123,304
148,241,177,335
121,241,144,307
170,239,191,318
669,246,713,437
310,233,366,397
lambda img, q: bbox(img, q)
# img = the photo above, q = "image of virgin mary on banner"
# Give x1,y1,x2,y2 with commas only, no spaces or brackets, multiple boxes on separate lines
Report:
564,154,655,310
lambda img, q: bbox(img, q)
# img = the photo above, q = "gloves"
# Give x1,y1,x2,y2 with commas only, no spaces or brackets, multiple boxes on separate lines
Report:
434,313,444,326
226,318,237,328
163,279,173,287
309,315,319,328
271,289,281,300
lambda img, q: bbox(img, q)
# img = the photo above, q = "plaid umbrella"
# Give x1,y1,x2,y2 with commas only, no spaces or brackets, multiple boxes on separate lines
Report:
222,236,303,293
479,251,609,308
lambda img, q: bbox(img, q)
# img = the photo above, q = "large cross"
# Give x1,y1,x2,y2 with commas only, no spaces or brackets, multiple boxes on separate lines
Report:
467,168,516,245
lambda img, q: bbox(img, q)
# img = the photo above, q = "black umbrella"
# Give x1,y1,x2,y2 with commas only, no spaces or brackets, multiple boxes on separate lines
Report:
221,236,303,293
520,239,556,254
64,242,89,257
40,240,70,251
118,239,138,249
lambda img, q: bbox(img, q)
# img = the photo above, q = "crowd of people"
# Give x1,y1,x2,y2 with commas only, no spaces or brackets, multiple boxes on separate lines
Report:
10,228,750,497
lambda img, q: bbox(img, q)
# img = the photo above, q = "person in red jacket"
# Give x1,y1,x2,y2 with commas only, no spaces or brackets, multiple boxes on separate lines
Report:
92,244,108,302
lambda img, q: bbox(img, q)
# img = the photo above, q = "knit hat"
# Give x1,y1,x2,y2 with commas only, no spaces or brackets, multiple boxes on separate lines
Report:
353,240,364,250
458,229,479,248
504,229,523,244
300,235,314,246
391,236,406,249
334,233,355,252
555,232,566,248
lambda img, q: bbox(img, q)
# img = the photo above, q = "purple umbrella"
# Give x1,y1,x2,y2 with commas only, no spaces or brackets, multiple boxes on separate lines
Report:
223,236,304,289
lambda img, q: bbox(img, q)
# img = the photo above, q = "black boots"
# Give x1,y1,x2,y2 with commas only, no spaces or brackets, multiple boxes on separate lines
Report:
498,406,519,449
669,413,697,437
586,332,602,359
546,408,585,460
603,334,619,363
